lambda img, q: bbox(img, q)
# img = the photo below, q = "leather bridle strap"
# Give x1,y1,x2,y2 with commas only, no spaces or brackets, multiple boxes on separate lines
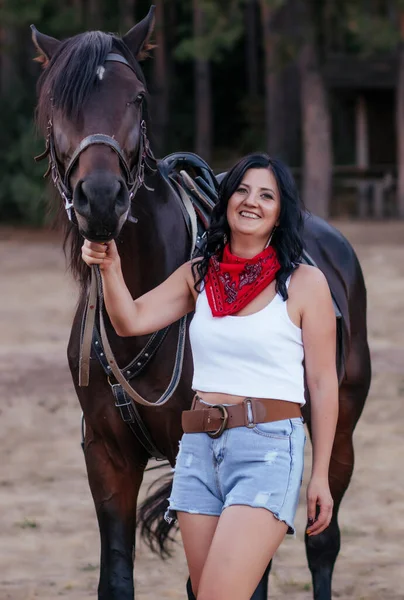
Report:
65,134,134,190
105,52,137,71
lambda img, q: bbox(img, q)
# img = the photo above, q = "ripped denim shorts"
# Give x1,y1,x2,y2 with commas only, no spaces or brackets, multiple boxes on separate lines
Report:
165,415,306,534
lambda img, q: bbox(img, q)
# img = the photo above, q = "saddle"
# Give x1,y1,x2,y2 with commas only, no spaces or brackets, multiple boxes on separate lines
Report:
158,152,218,256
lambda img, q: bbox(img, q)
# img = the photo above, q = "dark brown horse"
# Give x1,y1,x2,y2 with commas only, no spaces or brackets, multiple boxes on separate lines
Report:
32,7,371,600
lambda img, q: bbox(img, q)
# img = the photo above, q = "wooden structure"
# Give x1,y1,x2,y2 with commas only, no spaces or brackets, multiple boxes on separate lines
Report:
268,1,400,219
324,54,397,218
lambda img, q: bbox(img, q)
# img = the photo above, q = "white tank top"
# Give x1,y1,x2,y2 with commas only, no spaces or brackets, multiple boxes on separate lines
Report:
189,278,305,406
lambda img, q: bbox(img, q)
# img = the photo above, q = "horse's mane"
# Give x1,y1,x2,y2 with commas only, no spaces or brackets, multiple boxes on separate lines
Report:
35,31,149,290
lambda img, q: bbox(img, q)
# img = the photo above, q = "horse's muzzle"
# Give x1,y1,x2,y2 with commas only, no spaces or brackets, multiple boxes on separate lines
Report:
73,171,130,240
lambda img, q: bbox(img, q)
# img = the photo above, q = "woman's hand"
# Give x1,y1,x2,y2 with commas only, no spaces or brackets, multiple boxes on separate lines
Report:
81,240,120,273
306,475,333,536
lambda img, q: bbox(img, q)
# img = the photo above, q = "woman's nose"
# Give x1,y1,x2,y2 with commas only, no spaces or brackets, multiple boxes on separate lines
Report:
244,193,259,206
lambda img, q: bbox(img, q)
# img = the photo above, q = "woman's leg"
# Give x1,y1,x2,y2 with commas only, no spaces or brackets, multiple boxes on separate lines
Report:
177,512,220,597
197,505,288,600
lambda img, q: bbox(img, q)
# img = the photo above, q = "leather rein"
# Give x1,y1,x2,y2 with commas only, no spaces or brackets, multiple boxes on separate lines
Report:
36,52,198,415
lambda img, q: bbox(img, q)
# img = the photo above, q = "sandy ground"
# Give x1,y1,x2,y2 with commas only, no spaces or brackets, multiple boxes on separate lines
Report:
0,221,403,600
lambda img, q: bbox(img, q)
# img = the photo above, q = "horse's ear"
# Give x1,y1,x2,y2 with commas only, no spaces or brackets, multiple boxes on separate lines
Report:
123,5,156,61
31,25,61,66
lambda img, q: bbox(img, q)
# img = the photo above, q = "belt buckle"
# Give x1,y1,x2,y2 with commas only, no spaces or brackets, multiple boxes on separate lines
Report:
207,405,229,438
244,398,256,428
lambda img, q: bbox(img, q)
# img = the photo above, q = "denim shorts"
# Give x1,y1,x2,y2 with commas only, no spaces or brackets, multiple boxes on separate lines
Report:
165,415,306,534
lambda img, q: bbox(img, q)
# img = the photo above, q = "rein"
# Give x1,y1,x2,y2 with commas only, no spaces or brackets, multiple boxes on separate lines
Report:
81,265,190,408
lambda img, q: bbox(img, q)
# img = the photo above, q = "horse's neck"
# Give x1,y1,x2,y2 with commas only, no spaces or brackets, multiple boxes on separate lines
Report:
119,171,189,299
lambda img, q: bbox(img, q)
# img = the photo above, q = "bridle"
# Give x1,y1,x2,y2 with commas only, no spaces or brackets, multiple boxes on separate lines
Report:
35,52,156,222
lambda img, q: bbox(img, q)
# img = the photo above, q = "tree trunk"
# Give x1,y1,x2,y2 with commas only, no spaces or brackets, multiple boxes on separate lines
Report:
396,14,404,217
246,0,258,98
299,41,332,218
0,24,17,98
193,0,212,163
71,0,84,29
152,0,169,155
259,0,284,159
120,0,136,32
87,0,102,30
355,95,369,169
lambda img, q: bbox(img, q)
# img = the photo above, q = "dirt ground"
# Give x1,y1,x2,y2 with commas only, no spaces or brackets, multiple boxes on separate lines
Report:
0,221,403,600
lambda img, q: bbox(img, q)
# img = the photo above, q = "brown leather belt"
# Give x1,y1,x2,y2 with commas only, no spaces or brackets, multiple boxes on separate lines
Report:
182,395,302,438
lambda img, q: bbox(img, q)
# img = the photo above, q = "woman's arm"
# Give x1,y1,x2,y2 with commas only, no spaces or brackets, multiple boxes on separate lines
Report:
299,266,339,536
81,240,196,337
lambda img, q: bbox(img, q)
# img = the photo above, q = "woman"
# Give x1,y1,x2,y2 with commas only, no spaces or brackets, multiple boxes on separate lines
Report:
82,153,338,600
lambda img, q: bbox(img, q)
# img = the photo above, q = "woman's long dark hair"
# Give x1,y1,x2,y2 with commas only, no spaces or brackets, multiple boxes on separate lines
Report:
193,153,305,300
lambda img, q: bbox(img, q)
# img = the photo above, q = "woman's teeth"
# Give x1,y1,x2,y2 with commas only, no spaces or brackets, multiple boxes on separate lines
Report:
240,211,260,219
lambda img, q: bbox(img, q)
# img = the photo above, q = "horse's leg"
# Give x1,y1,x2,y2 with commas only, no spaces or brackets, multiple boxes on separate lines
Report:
305,335,371,600
84,416,148,600
186,553,272,599
250,561,271,600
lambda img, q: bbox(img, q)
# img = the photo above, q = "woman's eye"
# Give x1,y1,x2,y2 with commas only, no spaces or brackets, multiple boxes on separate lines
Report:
237,187,247,193
262,193,273,200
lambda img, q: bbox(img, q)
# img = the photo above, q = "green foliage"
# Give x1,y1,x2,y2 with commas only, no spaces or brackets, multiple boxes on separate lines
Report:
345,5,399,55
0,0,48,26
175,0,244,62
0,116,48,226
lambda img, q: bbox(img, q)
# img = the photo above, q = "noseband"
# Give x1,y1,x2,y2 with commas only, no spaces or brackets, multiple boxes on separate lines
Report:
35,52,156,222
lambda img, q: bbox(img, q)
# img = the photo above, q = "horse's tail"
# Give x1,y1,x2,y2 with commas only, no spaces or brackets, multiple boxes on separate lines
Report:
137,472,178,558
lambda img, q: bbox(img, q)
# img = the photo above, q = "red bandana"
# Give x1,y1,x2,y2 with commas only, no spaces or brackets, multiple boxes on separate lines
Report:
205,244,281,317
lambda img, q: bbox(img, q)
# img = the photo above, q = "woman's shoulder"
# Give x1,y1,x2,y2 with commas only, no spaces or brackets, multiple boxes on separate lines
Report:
289,264,330,297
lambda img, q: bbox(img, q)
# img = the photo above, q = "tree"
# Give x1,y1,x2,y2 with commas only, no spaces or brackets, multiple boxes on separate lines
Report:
176,0,244,162
246,0,259,98
152,0,169,155
71,0,84,29
192,0,212,161
298,0,332,219
87,0,102,29
259,0,286,160
119,0,136,32
397,7,404,217
0,18,16,97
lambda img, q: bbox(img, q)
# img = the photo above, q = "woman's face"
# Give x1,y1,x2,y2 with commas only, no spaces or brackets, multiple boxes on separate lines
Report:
226,167,281,245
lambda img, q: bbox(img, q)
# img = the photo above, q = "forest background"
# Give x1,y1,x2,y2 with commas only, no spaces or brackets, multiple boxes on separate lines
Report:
0,0,404,225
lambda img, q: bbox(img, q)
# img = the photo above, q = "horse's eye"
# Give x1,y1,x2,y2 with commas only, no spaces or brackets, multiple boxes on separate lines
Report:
127,93,145,107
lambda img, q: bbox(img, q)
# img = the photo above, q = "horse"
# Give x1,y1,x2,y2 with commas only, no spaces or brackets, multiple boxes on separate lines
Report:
31,7,371,600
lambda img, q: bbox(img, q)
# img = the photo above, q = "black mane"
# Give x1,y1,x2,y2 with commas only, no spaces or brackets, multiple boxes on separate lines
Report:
36,31,146,133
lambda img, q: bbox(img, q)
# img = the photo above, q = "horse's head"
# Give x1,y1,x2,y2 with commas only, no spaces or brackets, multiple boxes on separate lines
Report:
32,7,156,242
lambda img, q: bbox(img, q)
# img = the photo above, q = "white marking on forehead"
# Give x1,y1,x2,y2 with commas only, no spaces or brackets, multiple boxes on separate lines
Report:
96,66,105,80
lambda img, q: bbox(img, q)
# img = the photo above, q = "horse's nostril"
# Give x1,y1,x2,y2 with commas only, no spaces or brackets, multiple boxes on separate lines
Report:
115,180,128,209
74,179,91,214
